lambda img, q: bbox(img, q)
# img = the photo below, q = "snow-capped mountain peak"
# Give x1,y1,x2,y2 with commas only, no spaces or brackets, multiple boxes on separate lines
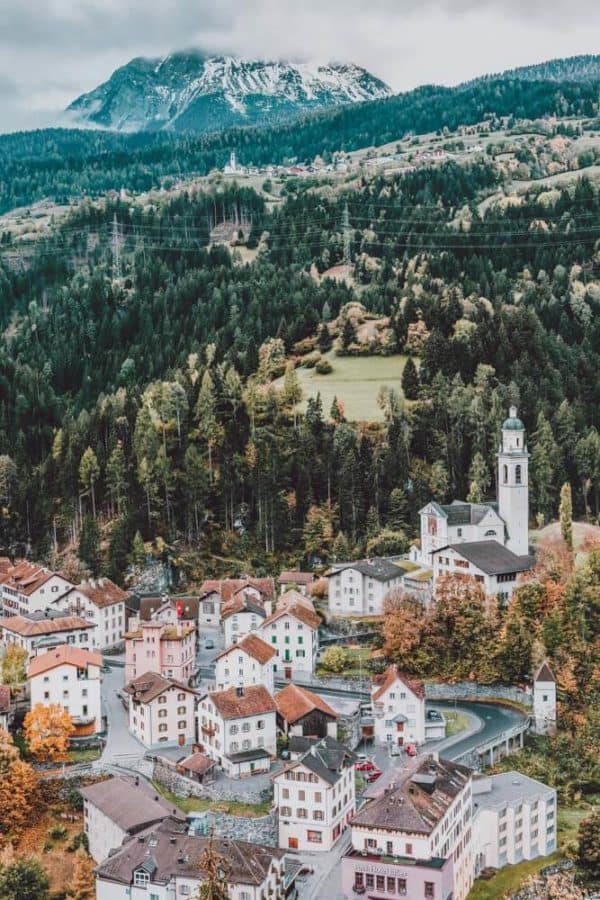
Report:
66,52,392,134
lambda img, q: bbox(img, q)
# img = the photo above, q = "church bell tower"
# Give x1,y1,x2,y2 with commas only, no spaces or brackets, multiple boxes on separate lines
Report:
497,406,529,557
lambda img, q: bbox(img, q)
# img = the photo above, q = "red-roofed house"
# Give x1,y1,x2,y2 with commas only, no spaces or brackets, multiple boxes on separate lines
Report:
28,646,103,735
198,684,277,777
0,560,75,617
123,672,197,749
54,577,130,650
277,571,314,596
370,665,426,747
214,633,276,693
275,683,338,739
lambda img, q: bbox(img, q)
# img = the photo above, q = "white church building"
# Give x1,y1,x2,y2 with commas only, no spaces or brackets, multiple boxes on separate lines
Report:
412,407,534,601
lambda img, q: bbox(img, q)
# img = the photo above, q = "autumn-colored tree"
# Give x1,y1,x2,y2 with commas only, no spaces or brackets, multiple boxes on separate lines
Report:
0,727,19,774
577,808,600,880
24,704,74,761
195,834,230,900
0,758,38,840
320,646,349,674
302,504,334,558
430,576,499,681
382,591,427,671
1,643,27,691
68,847,96,900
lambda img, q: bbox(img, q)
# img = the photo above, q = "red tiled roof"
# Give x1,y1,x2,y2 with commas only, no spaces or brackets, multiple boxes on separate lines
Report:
200,577,275,603
0,615,95,637
28,645,103,678
216,633,276,665
179,753,216,775
277,571,314,586
275,683,338,725
209,685,276,720
277,590,315,612
0,560,69,596
262,601,321,631
76,578,130,609
372,665,425,702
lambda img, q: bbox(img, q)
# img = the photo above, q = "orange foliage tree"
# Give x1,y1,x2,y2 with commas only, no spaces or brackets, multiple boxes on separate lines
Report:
0,727,38,843
23,704,75,761
382,590,428,671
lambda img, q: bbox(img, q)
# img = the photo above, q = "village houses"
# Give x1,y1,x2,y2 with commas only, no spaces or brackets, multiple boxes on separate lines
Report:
277,570,314,596
273,736,356,852
326,557,407,616
275,682,338,740
259,596,320,679
221,593,269,645
127,596,198,632
370,665,427,747
28,645,103,735
124,620,196,683
81,775,183,863
0,611,96,660
93,815,290,900
214,632,276,693
342,754,474,900
124,671,197,749
54,577,130,649
472,772,557,874
198,684,277,778
0,559,75,617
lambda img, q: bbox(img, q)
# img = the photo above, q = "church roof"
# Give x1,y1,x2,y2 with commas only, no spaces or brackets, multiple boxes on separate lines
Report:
503,406,525,430
423,501,499,526
436,541,533,576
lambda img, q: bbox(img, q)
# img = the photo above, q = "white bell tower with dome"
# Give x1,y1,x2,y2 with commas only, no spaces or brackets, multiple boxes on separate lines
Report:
497,406,530,557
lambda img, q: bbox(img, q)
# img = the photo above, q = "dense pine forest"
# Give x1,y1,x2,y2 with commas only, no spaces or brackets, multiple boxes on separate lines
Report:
1,74,599,214
0,157,598,581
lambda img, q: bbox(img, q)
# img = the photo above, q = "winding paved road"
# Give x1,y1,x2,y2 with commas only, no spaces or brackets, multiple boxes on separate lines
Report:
433,700,527,761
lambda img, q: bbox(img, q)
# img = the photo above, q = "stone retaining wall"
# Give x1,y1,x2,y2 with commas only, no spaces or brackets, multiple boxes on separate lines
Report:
424,681,532,707
188,810,278,846
152,759,272,806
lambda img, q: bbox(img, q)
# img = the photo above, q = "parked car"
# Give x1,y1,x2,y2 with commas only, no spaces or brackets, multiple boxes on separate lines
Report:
404,743,418,757
427,709,442,721
204,639,215,650
365,768,383,783
355,760,377,772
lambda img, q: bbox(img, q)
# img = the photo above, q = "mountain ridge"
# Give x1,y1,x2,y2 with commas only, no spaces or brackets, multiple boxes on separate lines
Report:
66,51,392,134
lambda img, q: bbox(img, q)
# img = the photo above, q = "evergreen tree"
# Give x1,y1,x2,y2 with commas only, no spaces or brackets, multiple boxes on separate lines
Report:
79,447,100,518
401,357,420,400
0,858,49,900
577,809,600,880
467,452,491,503
559,482,573,550
79,514,101,575
340,316,355,351
531,413,561,523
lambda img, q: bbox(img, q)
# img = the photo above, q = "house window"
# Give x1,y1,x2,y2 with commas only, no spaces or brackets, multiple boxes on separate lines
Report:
425,884,435,899
158,724,168,732
158,696,167,704
158,709,167,718
230,742,239,752
134,871,150,887
307,830,322,843
177,693,186,701
515,464,522,484
503,464,508,483
457,528,462,537
178,721,187,729
177,706,186,715
405,843,413,855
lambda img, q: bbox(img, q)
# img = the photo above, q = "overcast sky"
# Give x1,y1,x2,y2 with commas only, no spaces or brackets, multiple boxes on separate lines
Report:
1,0,599,133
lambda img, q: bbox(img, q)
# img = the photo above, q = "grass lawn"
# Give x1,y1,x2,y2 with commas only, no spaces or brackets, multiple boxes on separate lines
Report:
279,351,411,422
445,711,471,737
317,646,374,678
67,747,103,764
152,783,272,818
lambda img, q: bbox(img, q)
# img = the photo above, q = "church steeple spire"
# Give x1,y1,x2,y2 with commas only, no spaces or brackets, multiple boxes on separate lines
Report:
497,407,529,556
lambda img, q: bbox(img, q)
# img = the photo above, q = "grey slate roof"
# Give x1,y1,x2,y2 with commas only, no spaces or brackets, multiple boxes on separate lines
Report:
351,754,471,835
437,541,533,576
473,772,555,810
422,501,499,526
80,776,183,834
289,736,356,786
328,557,405,581
95,815,285,886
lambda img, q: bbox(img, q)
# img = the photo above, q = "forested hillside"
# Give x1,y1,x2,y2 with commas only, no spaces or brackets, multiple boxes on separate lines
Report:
1,74,598,214
0,161,598,580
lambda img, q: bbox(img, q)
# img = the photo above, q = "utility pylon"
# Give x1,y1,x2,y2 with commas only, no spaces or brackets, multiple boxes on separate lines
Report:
111,213,121,280
342,202,351,265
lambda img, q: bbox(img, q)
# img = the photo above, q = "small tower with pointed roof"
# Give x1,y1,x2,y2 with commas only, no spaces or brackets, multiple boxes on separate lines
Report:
533,660,556,735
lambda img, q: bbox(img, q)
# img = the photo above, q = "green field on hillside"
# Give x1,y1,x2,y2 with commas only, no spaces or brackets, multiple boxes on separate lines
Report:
285,352,411,422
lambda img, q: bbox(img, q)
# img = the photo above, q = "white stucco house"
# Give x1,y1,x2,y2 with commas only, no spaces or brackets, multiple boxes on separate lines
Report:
412,407,534,601
94,815,289,900
28,645,103,735
0,612,96,660
472,772,557,873
370,665,427,747
81,775,182,863
123,671,197,749
53,577,130,649
259,599,320,679
326,558,407,616
222,594,268,646
273,736,356,852
197,684,277,778
214,632,276,693
0,560,75,617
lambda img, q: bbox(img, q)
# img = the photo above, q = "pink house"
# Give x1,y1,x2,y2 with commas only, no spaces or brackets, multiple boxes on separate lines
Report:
125,621,196,683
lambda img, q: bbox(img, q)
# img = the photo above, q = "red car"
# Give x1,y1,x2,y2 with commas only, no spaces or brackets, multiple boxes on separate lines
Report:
365,768,382,783
404,743,418,757
354,760,377,772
